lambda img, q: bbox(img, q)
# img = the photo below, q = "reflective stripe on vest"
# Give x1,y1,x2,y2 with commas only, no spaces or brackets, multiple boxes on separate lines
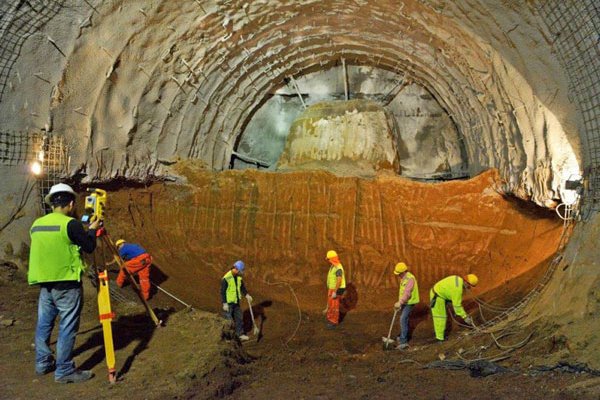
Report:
223,270,243,304
399,271,420,305
28,212,85,285
327,264,346,290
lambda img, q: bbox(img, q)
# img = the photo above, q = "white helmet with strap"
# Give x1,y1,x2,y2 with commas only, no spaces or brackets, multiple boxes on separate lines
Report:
44,183,77,205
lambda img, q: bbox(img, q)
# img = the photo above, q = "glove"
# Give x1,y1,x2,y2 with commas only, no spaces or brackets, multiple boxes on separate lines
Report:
332,292,337,299
394,301,401,310
322,307,328,315
464,316,473,326
222,303,229,312
245,294,253,303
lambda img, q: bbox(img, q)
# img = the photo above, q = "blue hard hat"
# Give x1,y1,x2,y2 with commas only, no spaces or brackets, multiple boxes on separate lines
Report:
233,260,245,272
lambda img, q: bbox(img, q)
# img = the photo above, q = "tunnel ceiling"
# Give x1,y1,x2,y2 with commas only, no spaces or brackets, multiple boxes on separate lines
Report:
0,0,593,206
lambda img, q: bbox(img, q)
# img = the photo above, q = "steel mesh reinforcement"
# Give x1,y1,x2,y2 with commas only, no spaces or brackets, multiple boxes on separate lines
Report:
538,1,600,212
0,0,66,103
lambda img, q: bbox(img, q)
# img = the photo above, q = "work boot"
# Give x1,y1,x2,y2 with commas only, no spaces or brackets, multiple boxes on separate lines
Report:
55,369,94,384
238,334,250,341
326,322,337,330
396,343,409,350
35,362,56,375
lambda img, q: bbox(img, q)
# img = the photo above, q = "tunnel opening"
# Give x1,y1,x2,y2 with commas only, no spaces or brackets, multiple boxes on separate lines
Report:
231,62,470,181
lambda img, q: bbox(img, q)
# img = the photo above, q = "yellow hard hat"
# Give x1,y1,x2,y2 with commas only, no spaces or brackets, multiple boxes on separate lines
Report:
326,250,338,260
115,239,126,247
393,262,408,275
465,274,479,287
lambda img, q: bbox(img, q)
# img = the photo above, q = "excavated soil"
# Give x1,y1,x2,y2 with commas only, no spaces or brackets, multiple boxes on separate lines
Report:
1,262,598,400
104,167,562,315
0,264,250,400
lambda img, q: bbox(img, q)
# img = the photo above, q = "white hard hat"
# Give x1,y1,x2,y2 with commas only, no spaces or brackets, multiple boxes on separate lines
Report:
44,183,77,205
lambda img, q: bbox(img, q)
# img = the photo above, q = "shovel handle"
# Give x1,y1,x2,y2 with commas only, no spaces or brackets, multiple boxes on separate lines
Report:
386,308,399,342
247,298,259,333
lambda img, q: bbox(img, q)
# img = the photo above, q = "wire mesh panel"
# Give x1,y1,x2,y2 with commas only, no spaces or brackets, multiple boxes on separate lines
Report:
538,1,600,211
0,0,65,103
0,130,69,212
0,130,37,165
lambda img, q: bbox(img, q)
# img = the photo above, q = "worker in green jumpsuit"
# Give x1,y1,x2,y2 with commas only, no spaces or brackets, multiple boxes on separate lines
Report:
429,274,478,341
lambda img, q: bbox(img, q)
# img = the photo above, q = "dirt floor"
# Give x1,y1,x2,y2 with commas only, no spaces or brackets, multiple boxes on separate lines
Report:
1,262,599,400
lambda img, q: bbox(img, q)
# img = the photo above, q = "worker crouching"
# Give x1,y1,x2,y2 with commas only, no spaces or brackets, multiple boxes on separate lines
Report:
115,239,153,300
221,260,253,341
393,262,419,350
323,250,346,329
429,274,478,341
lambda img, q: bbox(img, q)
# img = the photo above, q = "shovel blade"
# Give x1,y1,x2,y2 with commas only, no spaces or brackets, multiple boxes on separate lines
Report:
382,336,395,345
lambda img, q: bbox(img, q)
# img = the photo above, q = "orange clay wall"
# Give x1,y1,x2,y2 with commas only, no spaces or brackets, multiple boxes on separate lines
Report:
103,168,563,311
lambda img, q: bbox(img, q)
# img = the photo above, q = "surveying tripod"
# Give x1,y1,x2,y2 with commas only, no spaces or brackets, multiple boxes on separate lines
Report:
90,226,162,383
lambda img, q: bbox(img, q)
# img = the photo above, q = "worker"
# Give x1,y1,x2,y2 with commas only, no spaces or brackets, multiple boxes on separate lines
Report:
114,239,153,300
28,183,100,383
323,250,346,329
429,274,478,341
221,260,253,341
393,262,419,350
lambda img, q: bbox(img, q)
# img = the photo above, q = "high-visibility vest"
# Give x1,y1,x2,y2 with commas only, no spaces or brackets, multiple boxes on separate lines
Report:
432,275,467,318
399,271,420,305
223,270,243,304
327,264,346,290
28,212,86,285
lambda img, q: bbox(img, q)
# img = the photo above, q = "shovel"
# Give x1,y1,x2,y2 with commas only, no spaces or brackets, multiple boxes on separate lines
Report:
382,308,399,350
247,298,260,336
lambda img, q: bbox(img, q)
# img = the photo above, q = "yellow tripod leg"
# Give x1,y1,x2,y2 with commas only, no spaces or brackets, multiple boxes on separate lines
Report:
97,270,117,383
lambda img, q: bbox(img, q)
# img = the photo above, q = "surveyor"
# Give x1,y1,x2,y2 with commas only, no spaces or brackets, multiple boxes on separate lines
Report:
393,262,419,349
114,239,153,300
28,183,100,383
221,260,253,341
323,250,346,328
429,274,478,341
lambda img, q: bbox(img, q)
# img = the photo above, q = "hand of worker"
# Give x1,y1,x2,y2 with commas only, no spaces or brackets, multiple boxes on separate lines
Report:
89,218,101,230
245,294,253,303
222,303,229,312
464,316,474,326
322,307,328,315
394,301,401,310
332,292,337,299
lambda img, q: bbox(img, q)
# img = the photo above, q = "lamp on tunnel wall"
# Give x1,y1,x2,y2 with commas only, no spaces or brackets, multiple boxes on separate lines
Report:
30,149,44,176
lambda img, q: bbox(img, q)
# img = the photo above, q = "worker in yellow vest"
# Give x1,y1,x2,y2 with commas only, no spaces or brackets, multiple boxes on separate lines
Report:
323,250,346,329
429,274,478,341
221,260,253,341
392,262,419,350
28,183,100,383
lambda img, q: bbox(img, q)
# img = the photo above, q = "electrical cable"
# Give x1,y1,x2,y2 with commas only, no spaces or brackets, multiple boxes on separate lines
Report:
0,177,36,233
262,278,302,347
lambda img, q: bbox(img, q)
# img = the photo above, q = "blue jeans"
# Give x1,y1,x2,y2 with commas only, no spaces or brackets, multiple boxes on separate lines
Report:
396,304,414,344
224,303,243,336
35,281,83,379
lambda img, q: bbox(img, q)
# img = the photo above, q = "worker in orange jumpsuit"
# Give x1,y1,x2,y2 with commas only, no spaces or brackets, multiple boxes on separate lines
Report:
323,250,346,329
115,239,153,300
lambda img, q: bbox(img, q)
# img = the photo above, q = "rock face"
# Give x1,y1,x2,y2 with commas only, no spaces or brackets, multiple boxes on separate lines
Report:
105,167,562,311
276,100,399,175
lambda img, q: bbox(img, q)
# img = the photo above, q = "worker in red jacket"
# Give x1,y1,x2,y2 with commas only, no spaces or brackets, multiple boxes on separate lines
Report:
115,239,153,300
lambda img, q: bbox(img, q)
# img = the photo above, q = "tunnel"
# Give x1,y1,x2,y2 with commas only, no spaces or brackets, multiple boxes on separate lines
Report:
0,0,599,398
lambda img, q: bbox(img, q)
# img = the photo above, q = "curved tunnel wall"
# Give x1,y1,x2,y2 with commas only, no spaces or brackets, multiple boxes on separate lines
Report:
0,0,593,207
